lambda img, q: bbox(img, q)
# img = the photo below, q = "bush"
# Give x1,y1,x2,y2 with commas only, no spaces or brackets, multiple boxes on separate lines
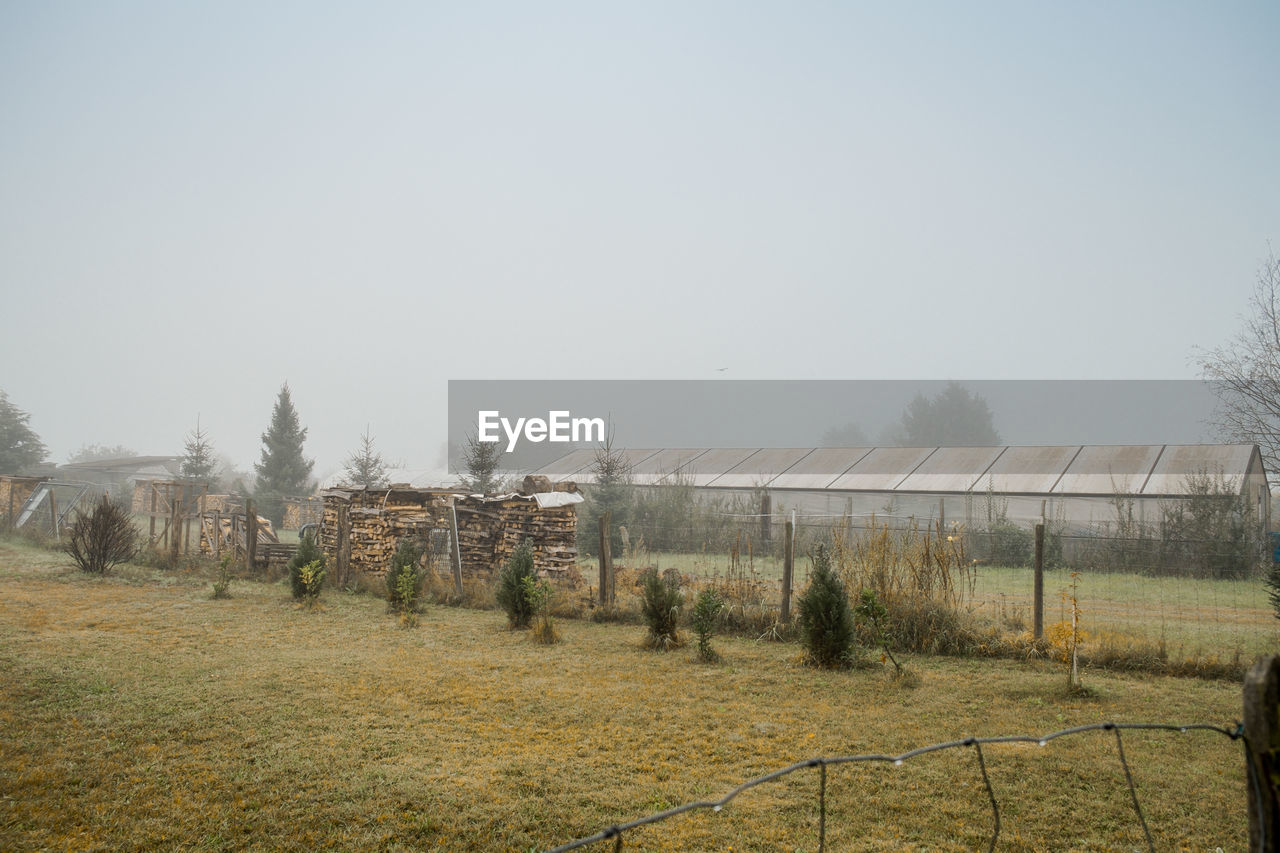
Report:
297,560,325,608
1269,558,1280,621
982,521,1032,567
64,496,139,575
211,555,233,599
523,575,560,644
288,532,326,600
386,538,426,616
854,588,903,676
640,568,683,650
797,545,855,668
496,539,537,628
691,588,723,662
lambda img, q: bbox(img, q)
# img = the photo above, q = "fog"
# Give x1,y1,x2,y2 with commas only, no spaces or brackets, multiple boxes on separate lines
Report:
2,2,1277,483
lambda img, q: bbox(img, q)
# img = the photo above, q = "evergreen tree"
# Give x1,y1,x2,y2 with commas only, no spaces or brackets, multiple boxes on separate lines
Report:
496,539,537,628
459,433,502,494
1267,559,1280,622
342,427,389,489
180,417,217,481
580,430,633,556
0,390,47,474
797,545,856,668
287,531,326,600
896,382,1000,446
254,383,314,524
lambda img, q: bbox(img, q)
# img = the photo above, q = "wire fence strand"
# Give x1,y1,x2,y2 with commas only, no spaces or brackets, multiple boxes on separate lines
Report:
544,721,1243,853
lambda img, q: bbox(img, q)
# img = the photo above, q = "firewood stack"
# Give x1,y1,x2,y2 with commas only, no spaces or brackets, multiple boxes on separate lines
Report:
458,496,578,577
0,476,44,524
198,494,242,514
198,512,278,556
321,486,579,579
281,496,325,531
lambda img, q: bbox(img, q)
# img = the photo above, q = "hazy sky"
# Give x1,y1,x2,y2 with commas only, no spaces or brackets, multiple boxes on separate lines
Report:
2,1,1277,481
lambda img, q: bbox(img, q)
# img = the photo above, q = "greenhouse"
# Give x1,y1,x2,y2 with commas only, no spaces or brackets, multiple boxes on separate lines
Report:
532,443,1271,536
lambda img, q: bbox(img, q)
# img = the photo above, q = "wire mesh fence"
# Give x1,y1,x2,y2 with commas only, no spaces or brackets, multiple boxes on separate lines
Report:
546,721,1246,852
579,506,1279,669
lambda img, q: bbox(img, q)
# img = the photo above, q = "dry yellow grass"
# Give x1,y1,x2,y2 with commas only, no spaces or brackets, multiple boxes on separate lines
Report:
0,538,1253,851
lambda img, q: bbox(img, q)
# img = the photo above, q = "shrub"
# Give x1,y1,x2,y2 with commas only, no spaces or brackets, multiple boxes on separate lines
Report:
288,532,326,600
496,539,537,628
640,567,683,650
386,538,426,617
1268,556,1280,621
854,588,903,676
64,495,139,575
211,555,233,599
797,545,855,668
523,575,560,644
691,588,723,662
297,560,325,608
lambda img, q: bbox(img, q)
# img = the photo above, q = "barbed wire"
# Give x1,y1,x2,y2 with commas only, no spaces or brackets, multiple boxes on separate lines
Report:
545,721,1245,853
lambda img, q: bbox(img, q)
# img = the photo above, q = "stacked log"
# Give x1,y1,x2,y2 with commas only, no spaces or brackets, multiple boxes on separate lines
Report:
281,496,325,531
199,512,278,556
323,489,453,576
199,494,242,514
457,496,578,578
0,476,45,525
131,480,154,514
321,487,579,579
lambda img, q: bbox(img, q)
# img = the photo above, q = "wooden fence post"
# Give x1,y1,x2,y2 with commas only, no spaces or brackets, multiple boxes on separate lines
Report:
170,498,182,564
760,492,772,545
245,499,257,573
1245,655,1280,849
780,518,795,623
1033,523,1045,640
598,511,613,606
49,492,58,539
449,503,464,598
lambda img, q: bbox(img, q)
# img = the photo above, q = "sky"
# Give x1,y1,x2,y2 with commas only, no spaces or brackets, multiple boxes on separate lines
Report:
1,1,1278,482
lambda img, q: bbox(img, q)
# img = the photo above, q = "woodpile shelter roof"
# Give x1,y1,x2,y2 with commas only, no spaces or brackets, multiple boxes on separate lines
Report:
532,444,1267,496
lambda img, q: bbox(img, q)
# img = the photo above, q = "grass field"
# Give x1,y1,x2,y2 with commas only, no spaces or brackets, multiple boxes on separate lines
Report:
0,537,1257,851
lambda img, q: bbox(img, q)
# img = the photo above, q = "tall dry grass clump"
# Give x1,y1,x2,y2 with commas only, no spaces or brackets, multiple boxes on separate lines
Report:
830,517,979,655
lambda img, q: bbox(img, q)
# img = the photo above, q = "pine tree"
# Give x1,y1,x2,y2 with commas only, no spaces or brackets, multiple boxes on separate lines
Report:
797,545,856,668
180,417,217,481
0,390,47,474
254,383,314,524
342,427,389,489
459,433,502,494
896,381,1000,446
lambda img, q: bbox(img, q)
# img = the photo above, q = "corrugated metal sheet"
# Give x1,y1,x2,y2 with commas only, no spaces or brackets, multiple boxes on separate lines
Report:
674,448,762,486
629,448,711,485
706,448,816,488
769,447,874,489
530,448,601,481
978,446,1083,494
1141,444,1256,495
827,447,934,491
1052,445,1163,495
534,443,1264,497
895,446,1005,493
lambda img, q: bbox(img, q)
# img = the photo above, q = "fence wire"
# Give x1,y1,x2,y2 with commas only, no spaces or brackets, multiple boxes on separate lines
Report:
545,721,1245,853
594,511,1278,666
